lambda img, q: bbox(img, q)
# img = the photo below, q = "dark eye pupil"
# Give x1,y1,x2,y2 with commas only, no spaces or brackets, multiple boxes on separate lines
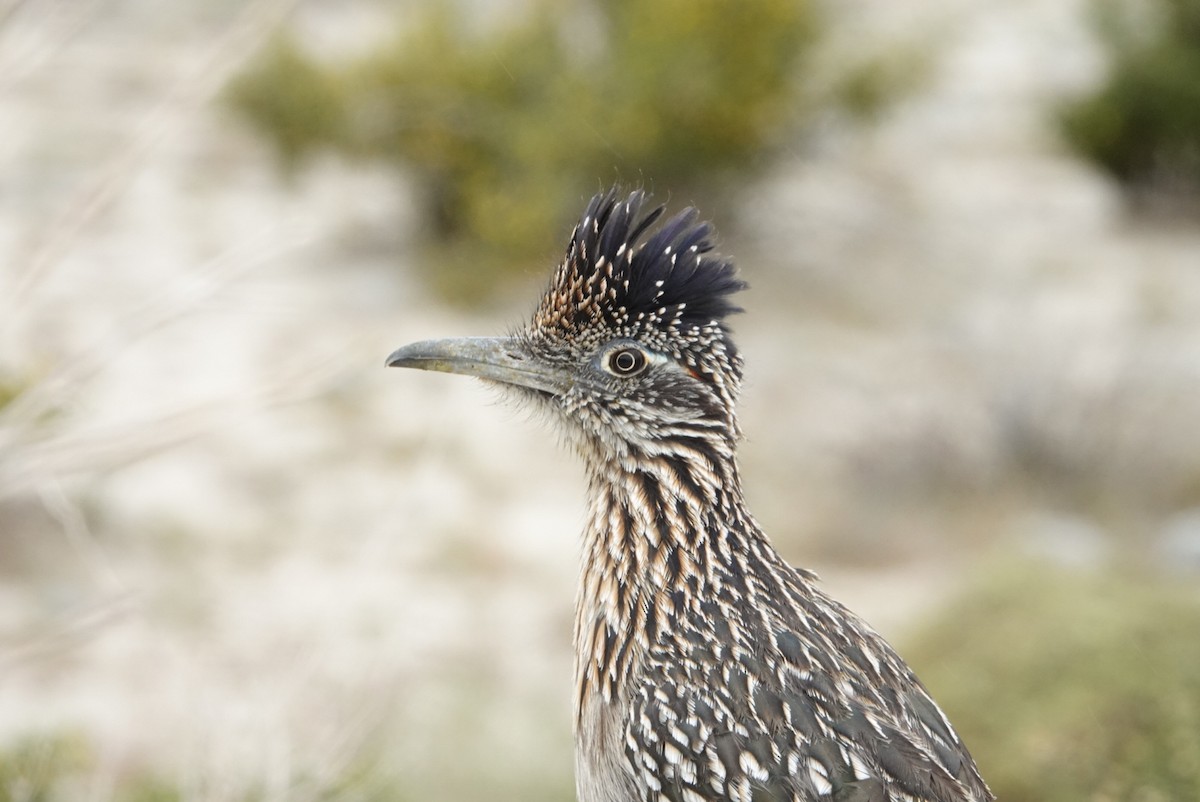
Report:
612,349,643,375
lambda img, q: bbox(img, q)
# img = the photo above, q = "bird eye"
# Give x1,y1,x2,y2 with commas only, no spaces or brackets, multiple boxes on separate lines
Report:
606,346,648,377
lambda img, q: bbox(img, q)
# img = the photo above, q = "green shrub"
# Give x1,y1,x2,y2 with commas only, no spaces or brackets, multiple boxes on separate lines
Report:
1060,0,1200,200
226,34,346,171
906,562,1200,802
226,0,820,303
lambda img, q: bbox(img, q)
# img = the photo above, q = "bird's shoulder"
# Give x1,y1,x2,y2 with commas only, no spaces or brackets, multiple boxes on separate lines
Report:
620,561,992,802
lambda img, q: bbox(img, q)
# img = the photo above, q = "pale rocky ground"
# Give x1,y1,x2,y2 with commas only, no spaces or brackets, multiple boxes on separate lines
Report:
2,0,1199,799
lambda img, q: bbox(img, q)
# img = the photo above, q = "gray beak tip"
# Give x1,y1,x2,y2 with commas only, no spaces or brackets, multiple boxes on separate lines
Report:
385,341,427,369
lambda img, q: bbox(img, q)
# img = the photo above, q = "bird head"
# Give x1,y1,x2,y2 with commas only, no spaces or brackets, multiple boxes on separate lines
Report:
387,188,747,463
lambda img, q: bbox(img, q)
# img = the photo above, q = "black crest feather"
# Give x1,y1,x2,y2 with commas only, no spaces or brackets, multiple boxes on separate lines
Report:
535,188,747,350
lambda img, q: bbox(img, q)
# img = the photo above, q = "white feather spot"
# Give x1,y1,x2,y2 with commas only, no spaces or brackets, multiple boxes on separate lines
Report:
860,645,882,674
808,759,833,795
739,751,768,782
849,751,873,781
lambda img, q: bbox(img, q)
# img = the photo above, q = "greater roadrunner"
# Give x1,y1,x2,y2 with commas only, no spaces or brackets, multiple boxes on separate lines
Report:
387,188,992,802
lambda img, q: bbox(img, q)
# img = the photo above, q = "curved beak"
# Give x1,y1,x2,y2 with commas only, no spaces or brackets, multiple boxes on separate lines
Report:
386,336,570,396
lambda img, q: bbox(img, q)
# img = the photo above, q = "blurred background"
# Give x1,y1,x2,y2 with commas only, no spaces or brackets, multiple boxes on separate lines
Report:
3,0,1200,799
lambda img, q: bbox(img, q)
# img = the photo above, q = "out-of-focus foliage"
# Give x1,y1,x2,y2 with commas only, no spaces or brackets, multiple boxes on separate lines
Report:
0,730,418,802
0,374,25,414
1061,0,1200,201
225,35,345,171
0,734,89,802
0,733,185,802
906,563,1200,802
226,0,820,303
829,50,930,124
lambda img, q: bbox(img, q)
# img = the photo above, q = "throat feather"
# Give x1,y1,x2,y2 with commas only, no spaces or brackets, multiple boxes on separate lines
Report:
574,455,719,712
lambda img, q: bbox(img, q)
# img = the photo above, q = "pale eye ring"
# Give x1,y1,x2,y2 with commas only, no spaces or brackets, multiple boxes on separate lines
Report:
607,346,648,377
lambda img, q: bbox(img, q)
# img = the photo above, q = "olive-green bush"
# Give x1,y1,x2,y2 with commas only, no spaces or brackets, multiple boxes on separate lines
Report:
906,562,1200,802
1061,0,1200,201
226,0,819,302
